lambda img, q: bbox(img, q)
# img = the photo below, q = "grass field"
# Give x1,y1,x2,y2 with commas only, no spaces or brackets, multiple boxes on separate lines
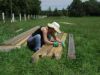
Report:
0,17,100,75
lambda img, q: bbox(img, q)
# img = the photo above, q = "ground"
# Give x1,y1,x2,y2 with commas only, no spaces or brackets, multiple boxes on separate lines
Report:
0,17,100,75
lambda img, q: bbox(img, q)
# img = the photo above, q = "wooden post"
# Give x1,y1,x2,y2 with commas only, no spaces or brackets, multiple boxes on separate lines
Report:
27,14,30,20
24,14,26,21
11,13,15,23
33,15,35,19
2,12,5,23
12,13,15,22
19,13,21,22
0,45,21,52
31,14,33,19
68,34,76,59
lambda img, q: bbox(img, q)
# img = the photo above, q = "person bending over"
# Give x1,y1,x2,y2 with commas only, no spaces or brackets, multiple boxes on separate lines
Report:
27,22,62,52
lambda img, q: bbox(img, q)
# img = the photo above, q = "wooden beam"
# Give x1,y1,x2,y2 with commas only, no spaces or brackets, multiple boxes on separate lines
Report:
68,34,76,59
0,26,40,52
3,26,40,45
47,33,63,57
16,35,30,46
31,33,63,62
47,33,67,60
60,22,76,25
31,45,53,62
0,45,20,52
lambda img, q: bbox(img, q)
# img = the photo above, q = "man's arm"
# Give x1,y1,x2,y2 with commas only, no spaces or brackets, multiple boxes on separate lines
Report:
41,28,53,45
51,33,62,43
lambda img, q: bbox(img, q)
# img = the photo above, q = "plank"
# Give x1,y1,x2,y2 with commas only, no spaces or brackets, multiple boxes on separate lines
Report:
68,34,76,59
16,35,30,46
31,33,63,62
15,28,23,33
47,33,67,60
0,45,20,52
31,45,53,62
47,33,63,57
3,26,40,45
60,22,75,25
0,26,40,51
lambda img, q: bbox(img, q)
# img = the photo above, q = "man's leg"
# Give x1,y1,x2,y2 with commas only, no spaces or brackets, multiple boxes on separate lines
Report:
33,34,41,51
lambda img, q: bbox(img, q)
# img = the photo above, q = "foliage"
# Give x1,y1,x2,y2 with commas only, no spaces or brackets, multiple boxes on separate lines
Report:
0,0,41,16
82,0,100,16
68,0,100,17
68,0,85,17
41,8,67,17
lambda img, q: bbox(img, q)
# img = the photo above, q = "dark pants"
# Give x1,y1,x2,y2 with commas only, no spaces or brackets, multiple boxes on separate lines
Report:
27,34,41,51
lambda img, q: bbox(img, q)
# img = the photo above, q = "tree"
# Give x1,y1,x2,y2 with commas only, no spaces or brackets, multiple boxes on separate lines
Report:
62,8,67,16
82,0,100,16
47,7,53,17
31,0,41,16
53,8,63,16
68,0,85,17
0,0,9,13
0,0,41,17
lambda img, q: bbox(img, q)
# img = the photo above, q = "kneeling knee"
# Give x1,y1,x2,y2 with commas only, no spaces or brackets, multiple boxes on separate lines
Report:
35,34,41,40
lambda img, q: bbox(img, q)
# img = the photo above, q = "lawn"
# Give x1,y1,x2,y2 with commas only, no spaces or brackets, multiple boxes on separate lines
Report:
0,17,100,75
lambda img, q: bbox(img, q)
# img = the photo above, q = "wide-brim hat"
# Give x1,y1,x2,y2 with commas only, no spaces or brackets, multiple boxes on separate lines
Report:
48,22,61,33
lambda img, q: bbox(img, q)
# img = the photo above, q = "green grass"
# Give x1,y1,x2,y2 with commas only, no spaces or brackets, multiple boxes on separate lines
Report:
0,17,100,75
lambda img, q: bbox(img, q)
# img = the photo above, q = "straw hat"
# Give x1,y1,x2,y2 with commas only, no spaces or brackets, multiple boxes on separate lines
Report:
48,22,61,33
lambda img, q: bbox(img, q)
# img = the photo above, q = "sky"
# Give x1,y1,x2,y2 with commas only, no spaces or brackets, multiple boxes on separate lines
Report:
40,0,100,11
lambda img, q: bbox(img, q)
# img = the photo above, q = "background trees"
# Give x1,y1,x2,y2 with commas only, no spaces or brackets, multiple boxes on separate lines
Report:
68,0,84,17
0,0,100,17
40,0,100,17
0,0,41,16
68,0,100,17
82,0,100,16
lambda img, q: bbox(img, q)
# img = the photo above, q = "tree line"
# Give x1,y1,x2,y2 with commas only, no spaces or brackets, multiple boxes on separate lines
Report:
40,7,67,17
0,0,100,18
68,0,100,16
41,0,100,17
0,0,41,17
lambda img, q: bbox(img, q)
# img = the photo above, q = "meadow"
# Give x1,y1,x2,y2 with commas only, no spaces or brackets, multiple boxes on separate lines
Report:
0,17,100,75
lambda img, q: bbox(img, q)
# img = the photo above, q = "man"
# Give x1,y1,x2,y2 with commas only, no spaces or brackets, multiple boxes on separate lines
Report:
27,22,62,52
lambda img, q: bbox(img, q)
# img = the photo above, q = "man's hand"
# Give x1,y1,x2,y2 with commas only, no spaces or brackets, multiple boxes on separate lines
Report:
61,41,65,47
